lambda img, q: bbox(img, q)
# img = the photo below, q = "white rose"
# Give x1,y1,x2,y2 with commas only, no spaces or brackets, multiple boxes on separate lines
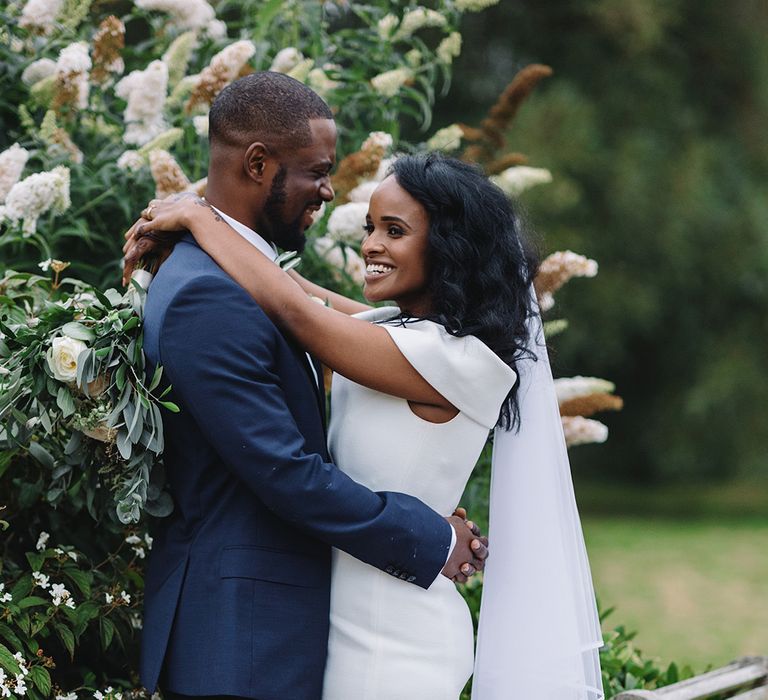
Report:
46,336,88,383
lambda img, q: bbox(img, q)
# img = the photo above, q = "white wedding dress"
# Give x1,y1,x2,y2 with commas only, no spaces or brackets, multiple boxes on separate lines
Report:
322,308,517,700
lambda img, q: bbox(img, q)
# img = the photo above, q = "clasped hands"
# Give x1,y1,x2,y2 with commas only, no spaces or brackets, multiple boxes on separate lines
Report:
443,507,489,584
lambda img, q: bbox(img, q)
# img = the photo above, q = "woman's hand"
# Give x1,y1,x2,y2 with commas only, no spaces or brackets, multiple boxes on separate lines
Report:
122,193,201,285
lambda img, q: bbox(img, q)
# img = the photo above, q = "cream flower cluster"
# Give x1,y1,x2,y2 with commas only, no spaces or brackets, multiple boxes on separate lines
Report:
270,47,303,73
371,67,411,97
536,250,599,310
314,237,366,286
31,570,76,608
36,530,50,551
437,32,462,64
561,416,609,448
308,68,340,97
492,165,553,198
207,39,256,82
0,165,70,235
115,60,169,145
19,0,64,34
362,131,394,153
455,0,500,11
21,58,57,85
0,583,12,604
377,14,399,39
162,31,198,87
394,7,447,40
125,532,153,559
135,0,215,30
554,376,615,404
347,180,379,203
0,144,30,203
56,41,92,110
326,202,368,245
426,123,463,151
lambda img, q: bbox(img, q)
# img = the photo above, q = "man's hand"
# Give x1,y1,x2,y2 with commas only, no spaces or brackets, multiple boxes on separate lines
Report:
441,515,488,584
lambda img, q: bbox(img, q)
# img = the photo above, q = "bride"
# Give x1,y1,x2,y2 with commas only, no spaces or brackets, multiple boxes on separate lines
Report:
125,152,603,699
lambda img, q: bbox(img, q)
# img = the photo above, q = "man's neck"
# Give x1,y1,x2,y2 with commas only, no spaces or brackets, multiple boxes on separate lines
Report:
204,185,271,244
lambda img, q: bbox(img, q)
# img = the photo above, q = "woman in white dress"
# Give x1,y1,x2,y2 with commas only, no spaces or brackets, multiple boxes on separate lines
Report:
126,153,603,699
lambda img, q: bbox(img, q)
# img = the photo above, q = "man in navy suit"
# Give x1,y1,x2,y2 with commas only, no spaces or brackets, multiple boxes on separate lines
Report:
133,72,486,700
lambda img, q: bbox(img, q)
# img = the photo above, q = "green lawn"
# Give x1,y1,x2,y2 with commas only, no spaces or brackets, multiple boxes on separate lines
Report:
583,517,768,670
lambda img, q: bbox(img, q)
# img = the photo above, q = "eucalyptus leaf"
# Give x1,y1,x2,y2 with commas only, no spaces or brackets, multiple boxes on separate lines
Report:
61,321,95,342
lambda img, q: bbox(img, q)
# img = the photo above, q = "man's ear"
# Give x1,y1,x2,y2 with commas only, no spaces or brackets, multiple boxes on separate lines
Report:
244,142,270,182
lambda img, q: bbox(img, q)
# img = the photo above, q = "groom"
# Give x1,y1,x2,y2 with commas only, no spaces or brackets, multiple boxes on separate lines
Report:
132,72,486,700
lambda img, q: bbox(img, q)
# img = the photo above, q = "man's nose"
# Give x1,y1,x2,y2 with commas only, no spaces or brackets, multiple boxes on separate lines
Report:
319,178,334,202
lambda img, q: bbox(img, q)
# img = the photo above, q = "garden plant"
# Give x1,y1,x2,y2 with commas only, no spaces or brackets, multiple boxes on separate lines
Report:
0,0,680,696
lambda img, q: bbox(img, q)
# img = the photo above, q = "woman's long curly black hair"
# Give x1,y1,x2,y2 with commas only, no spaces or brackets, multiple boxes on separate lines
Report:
389,153,540,430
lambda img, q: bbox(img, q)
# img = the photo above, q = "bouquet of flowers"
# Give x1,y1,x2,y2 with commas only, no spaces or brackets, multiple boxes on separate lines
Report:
0,264,172,525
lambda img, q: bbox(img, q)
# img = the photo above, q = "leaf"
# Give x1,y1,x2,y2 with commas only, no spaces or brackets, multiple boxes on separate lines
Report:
144,490,174,517
54,621,75,658
0,622,23,652
0,642,21,674
25,552,45,571
17,595,49,609
63,567,91,597
99,616,115,650
123,316,140,332
160,400,180,413
116,429,132,460
29,666,51,696
115,362,127,391
28,441,54,469
56,386,76,418
148,365,163,392
61,321,95,342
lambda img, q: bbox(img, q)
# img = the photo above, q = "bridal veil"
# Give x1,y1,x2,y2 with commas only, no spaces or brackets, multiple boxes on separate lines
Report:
471,303,604,700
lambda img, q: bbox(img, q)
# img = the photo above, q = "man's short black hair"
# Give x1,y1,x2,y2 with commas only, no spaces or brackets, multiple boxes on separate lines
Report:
209,71,333,153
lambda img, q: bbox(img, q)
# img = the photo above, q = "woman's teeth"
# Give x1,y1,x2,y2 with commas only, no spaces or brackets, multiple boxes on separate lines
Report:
366,264,394,275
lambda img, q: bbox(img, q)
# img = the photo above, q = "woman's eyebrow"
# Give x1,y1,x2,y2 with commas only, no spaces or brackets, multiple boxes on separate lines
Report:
379,215,412,229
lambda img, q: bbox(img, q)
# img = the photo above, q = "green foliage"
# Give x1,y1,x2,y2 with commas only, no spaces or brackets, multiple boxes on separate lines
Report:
0,268,171,525
442,0,768,482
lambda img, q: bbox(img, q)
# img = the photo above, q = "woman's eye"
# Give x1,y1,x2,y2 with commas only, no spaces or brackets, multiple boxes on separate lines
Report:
387,226,404,237
362,223,374,234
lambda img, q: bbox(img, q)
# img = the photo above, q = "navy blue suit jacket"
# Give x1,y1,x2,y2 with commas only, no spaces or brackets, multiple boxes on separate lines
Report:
139,238,452,699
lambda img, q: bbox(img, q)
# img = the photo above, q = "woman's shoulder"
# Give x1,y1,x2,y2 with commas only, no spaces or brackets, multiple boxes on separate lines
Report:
358,310,517,428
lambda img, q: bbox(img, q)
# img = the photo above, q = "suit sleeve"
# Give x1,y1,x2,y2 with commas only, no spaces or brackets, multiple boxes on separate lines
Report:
158,274,452,588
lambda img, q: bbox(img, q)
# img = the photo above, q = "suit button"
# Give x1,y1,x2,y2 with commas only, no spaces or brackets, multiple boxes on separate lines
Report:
385,565,395,575
399,572,408,580
407,575,416,583
392,569,401,577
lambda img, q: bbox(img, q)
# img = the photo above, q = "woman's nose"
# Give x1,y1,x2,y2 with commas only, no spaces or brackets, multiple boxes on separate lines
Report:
361,229,384,255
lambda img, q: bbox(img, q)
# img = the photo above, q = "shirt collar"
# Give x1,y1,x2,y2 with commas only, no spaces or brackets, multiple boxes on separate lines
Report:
209,204,278,262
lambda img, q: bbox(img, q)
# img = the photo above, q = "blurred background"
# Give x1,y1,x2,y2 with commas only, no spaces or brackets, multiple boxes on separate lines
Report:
446,0,768,669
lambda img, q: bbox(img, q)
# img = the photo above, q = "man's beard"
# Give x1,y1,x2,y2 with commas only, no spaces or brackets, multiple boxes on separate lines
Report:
263,165,307,253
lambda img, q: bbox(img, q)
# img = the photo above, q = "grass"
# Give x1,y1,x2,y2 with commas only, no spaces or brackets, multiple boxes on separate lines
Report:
583,516,768,670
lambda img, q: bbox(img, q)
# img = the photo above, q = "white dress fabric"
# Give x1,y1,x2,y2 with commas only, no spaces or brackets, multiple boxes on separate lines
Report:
322,307,516,700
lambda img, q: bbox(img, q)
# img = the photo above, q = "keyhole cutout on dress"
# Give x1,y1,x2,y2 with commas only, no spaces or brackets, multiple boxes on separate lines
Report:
407,400,459,424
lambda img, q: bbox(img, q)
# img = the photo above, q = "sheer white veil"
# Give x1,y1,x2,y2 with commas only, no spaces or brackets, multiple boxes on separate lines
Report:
472,299,604,700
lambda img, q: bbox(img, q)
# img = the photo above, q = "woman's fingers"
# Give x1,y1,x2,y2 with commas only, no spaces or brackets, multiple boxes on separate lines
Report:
122,236,155,286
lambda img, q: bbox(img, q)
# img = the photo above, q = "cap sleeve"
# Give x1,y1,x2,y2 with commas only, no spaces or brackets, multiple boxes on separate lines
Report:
378,317,517,429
